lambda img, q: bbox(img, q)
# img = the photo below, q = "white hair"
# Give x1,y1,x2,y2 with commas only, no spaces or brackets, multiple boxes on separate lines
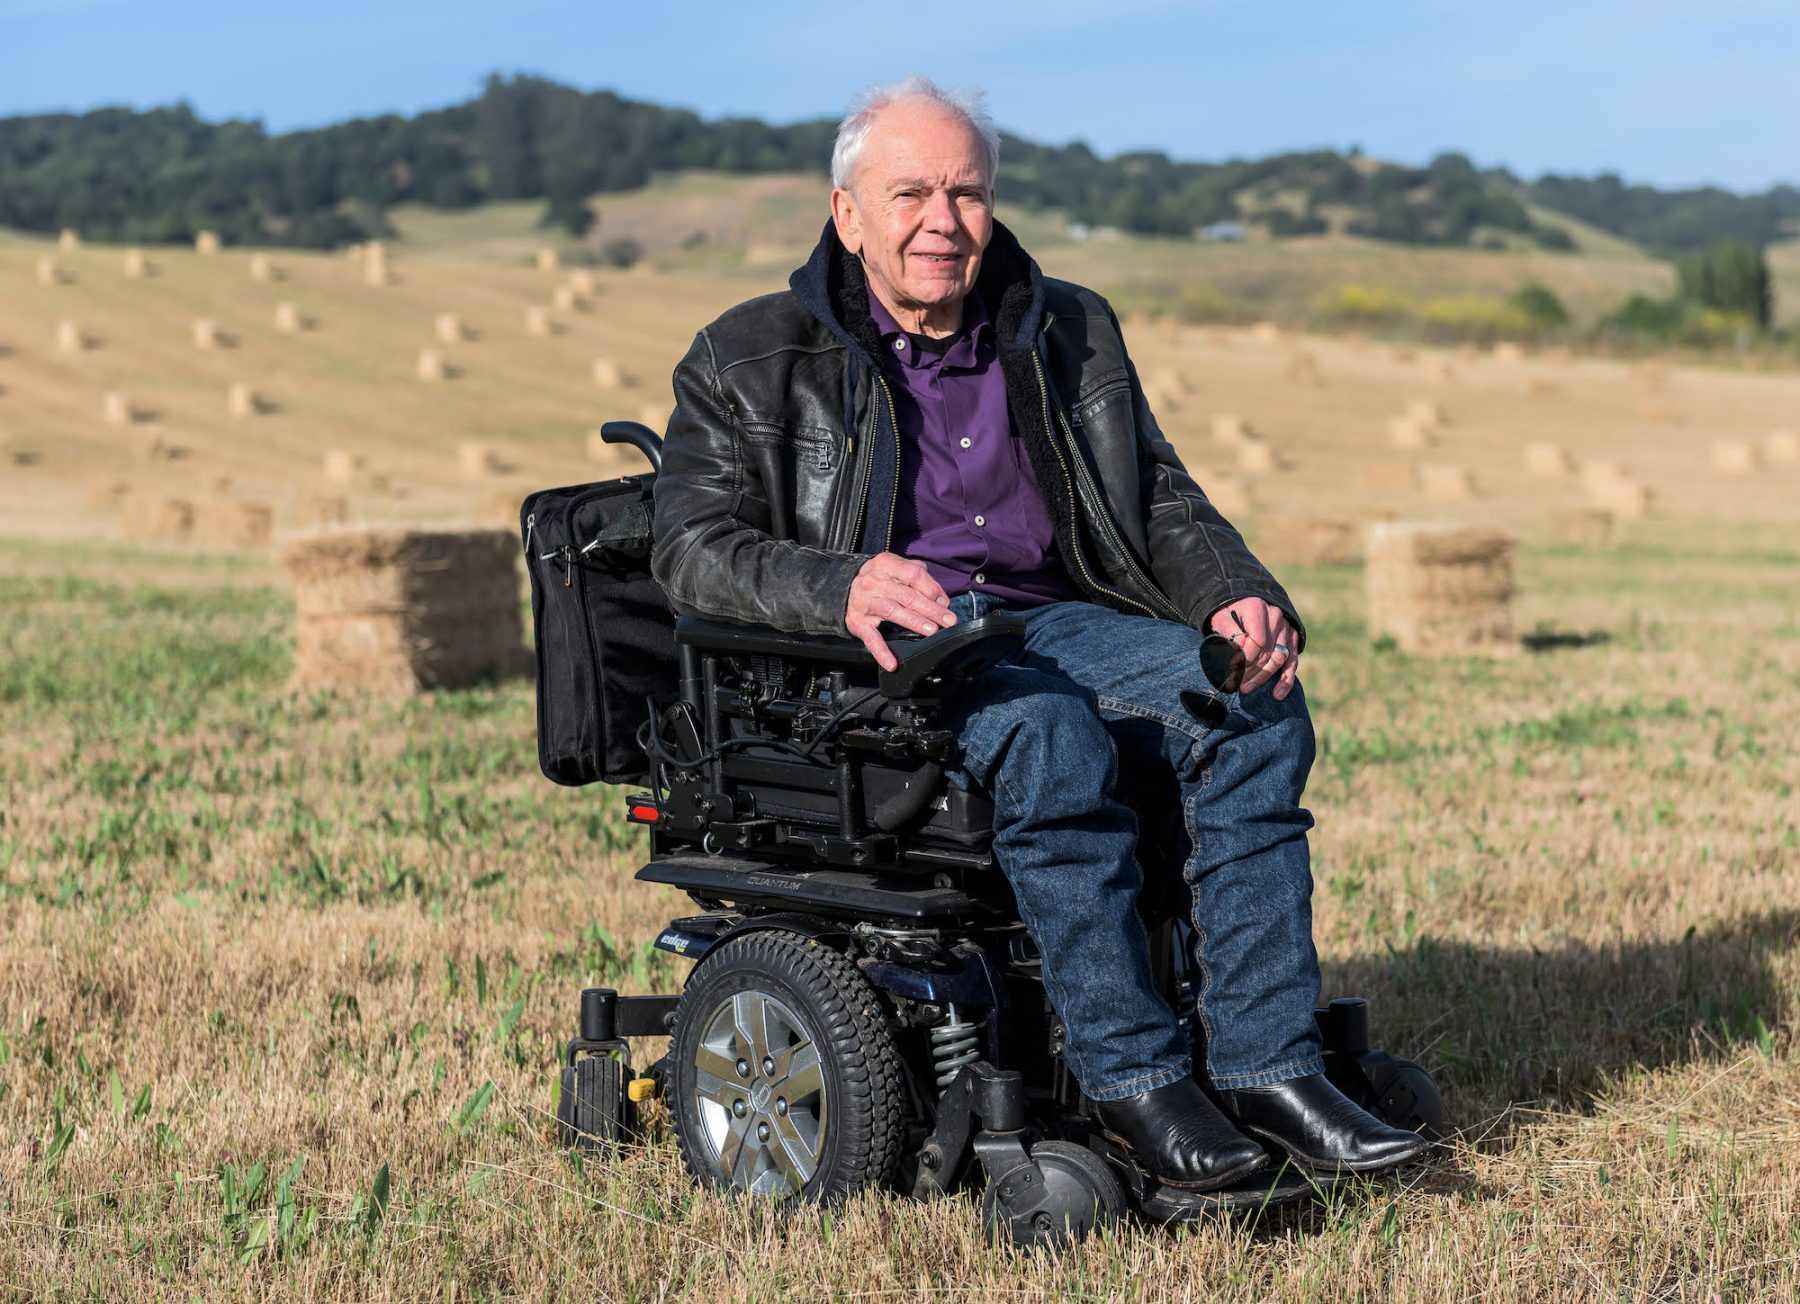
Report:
830,75,1000,193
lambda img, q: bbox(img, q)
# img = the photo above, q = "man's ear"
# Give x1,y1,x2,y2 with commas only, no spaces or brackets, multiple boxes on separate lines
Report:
830,187,863,255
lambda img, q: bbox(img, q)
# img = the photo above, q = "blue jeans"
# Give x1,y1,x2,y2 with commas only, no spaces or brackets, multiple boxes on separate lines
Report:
940,593,1325,1101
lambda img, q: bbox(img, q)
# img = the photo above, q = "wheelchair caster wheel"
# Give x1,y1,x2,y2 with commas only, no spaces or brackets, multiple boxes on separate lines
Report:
558,1053,637,1152
669,929,904,1202
981,1140,1126,1249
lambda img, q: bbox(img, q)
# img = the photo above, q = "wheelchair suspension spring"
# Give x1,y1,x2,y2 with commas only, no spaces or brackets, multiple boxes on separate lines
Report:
928,1004,983,1091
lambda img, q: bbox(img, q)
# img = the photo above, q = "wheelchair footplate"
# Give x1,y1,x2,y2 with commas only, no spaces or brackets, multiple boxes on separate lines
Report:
1088,1135,1329,1221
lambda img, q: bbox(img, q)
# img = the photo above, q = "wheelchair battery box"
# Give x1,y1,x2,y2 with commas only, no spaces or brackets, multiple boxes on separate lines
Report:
522,475,677,787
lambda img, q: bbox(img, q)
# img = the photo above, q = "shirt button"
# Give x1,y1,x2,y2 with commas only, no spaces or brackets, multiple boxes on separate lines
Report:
974,572,986,584
894,338,906,352
973,515,986,527
959,437,972,449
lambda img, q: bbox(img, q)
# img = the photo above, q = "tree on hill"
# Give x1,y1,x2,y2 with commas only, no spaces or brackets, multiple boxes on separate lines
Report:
1676,240,1773,329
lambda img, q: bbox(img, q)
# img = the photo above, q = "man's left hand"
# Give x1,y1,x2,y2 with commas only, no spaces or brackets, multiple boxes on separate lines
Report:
1207,597,1300,700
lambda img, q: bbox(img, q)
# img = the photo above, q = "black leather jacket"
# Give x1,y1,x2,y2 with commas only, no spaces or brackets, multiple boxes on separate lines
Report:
651,221,1302,648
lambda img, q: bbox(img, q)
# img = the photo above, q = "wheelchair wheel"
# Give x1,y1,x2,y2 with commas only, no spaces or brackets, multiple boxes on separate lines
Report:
669,929,904,1202
557,1053,635,1152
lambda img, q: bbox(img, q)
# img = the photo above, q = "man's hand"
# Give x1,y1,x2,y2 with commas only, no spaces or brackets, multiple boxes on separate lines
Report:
1208,597,1300,700
847,553,958,671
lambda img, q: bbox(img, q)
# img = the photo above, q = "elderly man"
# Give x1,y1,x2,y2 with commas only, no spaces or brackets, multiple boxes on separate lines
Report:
651,76,1425,1190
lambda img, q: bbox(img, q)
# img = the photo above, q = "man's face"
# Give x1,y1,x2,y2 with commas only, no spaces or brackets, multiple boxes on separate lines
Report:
830,102,994,329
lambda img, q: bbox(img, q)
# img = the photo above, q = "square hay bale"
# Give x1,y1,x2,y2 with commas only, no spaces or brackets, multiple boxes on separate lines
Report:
1255,514,1362,566
1210,413,1252,445
123,249,147,278
1421,464,1476,501
552,285,584,312
274,301,303,333
1388,416,1434,449
1587,477,1653,518
103,392,136,426
1359,460,1419,493
56,320,86,353
1236,441,1281,474
1551,507,1616,547
1709,440,1757,475
323,450,366,483
194,230,221,255
417,349,446,382
1524,442,1573,476
37,257,64,286
227,382,261,417
248,253,274,282
1404,399,1447,429
58,228,81,252
281,528,526,694
568,268,598,295
435,313,464,344
1365,523,1515,654
120,495,195,544
592,357,629,389
525,306,554,337
192,318,221,350
195,500,274,549
293,494,349,528
459,442,504,479
363,243,389,286
1765,429,1798,463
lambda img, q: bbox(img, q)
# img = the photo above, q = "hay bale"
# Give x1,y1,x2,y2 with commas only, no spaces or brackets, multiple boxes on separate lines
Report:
1359,461,1419,492
1709,440,1757,475
1236,441,1281,475
459,441,504,479
592,356,630,389
1249,320,1283,344
1421,464,1477,501
274,301,303,333
417,349,447,382
1365,522,1515,654
363,241,389,286
55,320,85,353
227,382,260,417
36,257,63,287
192,318,221,349
281,528,526,694
568,268,598,295
1524,442,1573,476
293,494,349,527
1404,399,1447,429
434,313,464,344
1210,413,1252,445
103,392,136,426
525,306,554,337
195,231,221,255
1493,342,1525,364
123,249,147,278
1586,477,1653,518
1551,507,1615,547
535,247,561,271
1255,514,1361,566
248,253,275,282
1388,416,1434,449
323,450,365,483
195,500,274,549
58,228,81,252
1765,429,1798,464
552,285,583,312
120,495,195,544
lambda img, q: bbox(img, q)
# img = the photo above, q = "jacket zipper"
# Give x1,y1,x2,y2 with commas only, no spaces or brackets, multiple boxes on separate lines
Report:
876,373,899,550
1032,350,1177,621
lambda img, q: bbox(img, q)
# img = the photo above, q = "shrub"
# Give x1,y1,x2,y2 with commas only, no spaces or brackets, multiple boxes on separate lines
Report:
1312,282,1415,324
1509,282,1570,330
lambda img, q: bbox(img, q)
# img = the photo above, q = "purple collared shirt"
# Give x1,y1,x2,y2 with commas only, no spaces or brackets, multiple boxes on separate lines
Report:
867,287,1072,607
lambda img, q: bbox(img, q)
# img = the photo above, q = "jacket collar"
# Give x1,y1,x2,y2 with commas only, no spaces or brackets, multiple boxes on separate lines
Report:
788,218,1047,364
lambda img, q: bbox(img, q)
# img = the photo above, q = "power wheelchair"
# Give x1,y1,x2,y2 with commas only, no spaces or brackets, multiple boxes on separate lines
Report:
534,422,1441,1246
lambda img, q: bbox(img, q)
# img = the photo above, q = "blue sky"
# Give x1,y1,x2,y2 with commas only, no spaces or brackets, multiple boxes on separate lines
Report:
2,0,1794,193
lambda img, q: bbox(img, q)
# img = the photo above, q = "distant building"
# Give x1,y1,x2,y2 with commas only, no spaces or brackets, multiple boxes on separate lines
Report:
1200,221,1246,243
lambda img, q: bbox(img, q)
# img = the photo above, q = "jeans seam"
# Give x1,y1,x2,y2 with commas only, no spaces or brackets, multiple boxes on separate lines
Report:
1095,694,1211,746
1210,1056,1325,1085
1086,1063,1187,1101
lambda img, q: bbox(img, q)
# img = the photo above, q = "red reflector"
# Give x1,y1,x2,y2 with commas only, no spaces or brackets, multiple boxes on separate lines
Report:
629,805,659,822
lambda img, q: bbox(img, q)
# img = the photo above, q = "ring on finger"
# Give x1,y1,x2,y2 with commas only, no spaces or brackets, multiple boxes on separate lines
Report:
1271,642,1292,657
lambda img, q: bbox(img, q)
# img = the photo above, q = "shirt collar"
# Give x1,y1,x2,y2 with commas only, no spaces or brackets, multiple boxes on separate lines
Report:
866,284,993,369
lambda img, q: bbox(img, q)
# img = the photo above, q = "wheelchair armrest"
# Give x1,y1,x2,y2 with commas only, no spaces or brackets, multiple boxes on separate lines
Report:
673,613,1026,697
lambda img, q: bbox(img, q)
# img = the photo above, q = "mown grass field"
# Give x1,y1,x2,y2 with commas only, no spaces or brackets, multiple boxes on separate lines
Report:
2,513,1796,1300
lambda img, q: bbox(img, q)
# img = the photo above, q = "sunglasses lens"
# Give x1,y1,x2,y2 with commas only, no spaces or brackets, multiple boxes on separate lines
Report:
1199,634,1245,693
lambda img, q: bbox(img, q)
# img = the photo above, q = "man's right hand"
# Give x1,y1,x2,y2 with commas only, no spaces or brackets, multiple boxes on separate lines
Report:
846,553,957,671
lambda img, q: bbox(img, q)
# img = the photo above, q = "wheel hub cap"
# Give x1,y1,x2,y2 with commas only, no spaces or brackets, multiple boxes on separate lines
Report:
691,990,827,1197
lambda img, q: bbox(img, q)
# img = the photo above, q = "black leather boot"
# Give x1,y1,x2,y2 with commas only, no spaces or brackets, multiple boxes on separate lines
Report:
1219,1073,1428,1175
1093,1077,1268,1191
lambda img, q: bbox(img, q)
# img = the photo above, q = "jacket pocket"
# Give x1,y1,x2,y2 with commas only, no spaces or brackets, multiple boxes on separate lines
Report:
741,418,840,471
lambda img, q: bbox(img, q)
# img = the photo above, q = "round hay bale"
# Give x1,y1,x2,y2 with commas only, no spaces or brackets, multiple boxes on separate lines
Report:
525,306,554,337
1524,442,1573,476
248,253,274,282
1236,441,1280,475
592,357,628,389
1210,413,1252,445
434,313,464,344
102,392,135,426
1365,522,1515,655
123,249,147,278
1255,514,1362,566
55,320,85,353
227,382,260,417
58,228,81,252
36,257,63,287
459,441,503,479
1421,464,1477,501
323,450,366,483
1388,416,1434,449
363,243,389,287
274,301,302,333
120,494,195,544
280,527,527,694
417,349,446,382
196,500,274,549
552,284,582,312
535,247,560,271
1550,507,1615,547
567,268,598,295
192,318,221,350
1586,477,1652,518
1765,429,1799,464
1709,440,1757,475
1359,460,1419,493
194,230,221,255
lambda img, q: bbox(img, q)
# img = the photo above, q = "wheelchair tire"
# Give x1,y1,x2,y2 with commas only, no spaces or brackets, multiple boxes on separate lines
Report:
669,929,904,1202
557,1053,635,1152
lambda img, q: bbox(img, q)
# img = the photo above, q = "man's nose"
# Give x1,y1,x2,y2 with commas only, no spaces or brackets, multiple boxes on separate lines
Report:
921,188,958,233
